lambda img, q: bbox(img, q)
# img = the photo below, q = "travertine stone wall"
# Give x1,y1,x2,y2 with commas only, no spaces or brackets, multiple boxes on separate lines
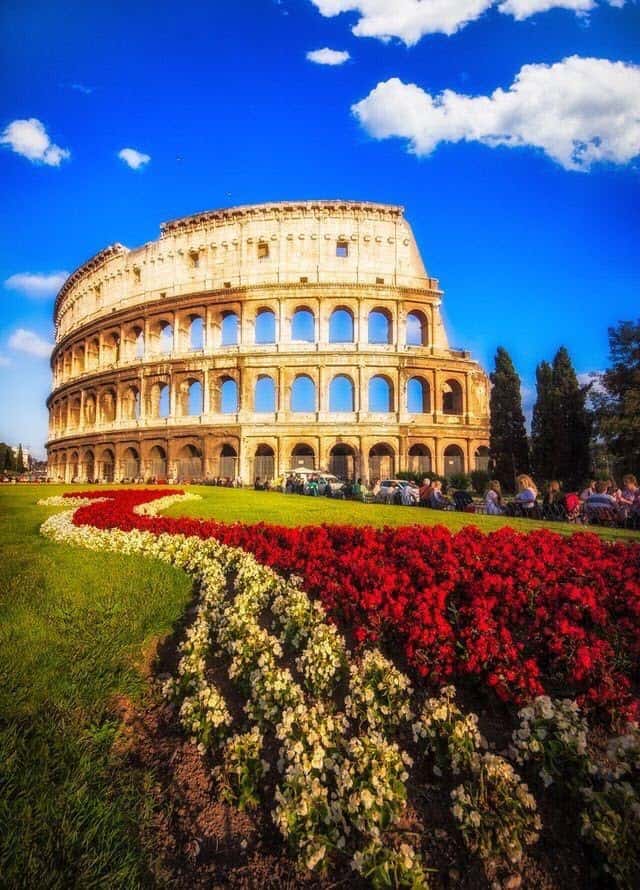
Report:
47,200,490,483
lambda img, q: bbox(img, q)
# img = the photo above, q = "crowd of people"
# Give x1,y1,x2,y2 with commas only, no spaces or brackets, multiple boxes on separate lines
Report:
254,470,640,529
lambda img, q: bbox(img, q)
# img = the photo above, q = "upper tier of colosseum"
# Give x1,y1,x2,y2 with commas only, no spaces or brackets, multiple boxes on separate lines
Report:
54,200,439,343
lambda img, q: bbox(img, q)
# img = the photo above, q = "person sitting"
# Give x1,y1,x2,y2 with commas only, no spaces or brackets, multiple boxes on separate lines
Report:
401,480,420,506
352,477,363,500
254,476,264,491
580,480,596,501
506,474,539,516
418,477,432,507
428,480,450,509
618,474,638,519
485,480,505,515
542,480,565,520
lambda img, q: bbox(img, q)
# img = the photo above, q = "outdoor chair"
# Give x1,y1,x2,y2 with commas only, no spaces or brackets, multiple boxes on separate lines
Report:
452,490,473,512
585,506,620,527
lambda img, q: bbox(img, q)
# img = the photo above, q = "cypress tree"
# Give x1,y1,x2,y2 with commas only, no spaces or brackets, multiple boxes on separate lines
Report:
531,361,555,482
489,347,530,491
550,347,592,490
16,444,25,473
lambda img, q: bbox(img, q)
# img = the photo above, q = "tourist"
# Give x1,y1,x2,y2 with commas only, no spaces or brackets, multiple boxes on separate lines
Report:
352,477,363,499
371,478,381,498
485,480,504,515
418,477,432,507
428,480,450,509
542,480,564,519
580,480,596,501
585,480,618,510
515,474,538,510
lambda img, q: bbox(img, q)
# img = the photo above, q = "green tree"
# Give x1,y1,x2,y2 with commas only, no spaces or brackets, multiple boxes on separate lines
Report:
489,347,530,491
531,361,555,482
16,444,25,474
550,347,592,489
593,320,640,476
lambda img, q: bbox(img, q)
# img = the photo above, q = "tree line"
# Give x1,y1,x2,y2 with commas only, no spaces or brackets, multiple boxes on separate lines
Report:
0,443,27,474
489,319,640,492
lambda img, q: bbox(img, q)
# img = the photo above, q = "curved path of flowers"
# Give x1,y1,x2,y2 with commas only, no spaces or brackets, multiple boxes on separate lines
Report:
37,488,640,888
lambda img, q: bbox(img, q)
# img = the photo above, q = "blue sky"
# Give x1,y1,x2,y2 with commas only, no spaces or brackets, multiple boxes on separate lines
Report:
1,0,639,456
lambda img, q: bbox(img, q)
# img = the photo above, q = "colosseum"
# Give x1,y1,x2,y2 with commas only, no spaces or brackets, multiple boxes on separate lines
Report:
46,200,490,484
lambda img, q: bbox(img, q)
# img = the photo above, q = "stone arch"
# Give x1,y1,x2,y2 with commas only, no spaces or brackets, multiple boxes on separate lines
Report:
121,446,140,479
291,442,315,470
254,443,275,482
408,444,432,475
329,443,357,480
86,337,100,370
188,314,205,350
406,310,428,347
368,307,393,344
329,307,354,343
99,447,115,482
69,396,81,429
291,307,315,342
149,444,167,479
102,331,120,364
255,374,276,413
100,388,117,423
368,442,395,481
148,318,173,355
176,443,203,481
368,375,394,413
255,307,276,344
291,374,316,412
220,310,239,346
442,378,463,415
329,374,355,412
474,445,490,472
407,376,431,413
123,323,145,361
122,385,141,421
82,448,95,482
72,343,85,375
218,443,238,479
217,375,239,414
148,380,170,418
69,450,80,481
443,444,465,477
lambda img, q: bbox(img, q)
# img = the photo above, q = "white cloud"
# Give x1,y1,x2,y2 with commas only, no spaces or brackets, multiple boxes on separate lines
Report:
352,56,640,171
69,82,93,94
118,147,151,170
310,0,624,45
9,328,53,359
4,271,69,299
0,354,11,367
306,47,351,65
0,118,70,166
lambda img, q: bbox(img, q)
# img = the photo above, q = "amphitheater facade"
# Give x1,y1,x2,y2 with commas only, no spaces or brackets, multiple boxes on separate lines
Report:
46,200,490,484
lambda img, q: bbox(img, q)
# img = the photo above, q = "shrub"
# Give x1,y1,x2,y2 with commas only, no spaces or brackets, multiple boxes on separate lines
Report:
449,473,471,491
470,470,490,494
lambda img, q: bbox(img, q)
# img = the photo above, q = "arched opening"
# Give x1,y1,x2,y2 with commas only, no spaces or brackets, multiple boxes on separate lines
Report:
123,386,141,421
329,308,354,343
221,311,239,346
219,444,237,479
291,308,315,342
254,444,275,482
187,379,203,416
134,328,144,359
329,374,355,412
442,379,463,415
69,451,79,481
369,375,393,413
189,316,204,350
444,445,465,477
255,375,276,413
255,308,276,344
122,446,140,479
406,311,428,347
220,377,239,414
176,444,202,481
159,322,173,355
329,443,356,480
100,448,115,483
475,446,490,472
59,453,67,482
408,444,432,475
84,394,96,426
407,377,430,414
72,346,85,375
87,338,99,370
368,443,394,481
149,445,167,479
291,443,315,470
368,309,392,344
84,450,95,482
123,325,144,361
102,332,120,364
148,381,170,418
69,397,81,429
291,375,316,412
100,389,117,423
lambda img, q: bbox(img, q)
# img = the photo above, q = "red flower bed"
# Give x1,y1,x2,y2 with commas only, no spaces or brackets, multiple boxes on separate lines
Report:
66,489,640,723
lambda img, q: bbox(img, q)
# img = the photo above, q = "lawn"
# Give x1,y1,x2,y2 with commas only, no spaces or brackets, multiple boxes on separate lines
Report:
1,483,637,888
0,483,192,888
165,482,640,542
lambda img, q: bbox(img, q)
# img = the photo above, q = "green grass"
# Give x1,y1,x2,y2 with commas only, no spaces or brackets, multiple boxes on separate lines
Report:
165,484,640,542
0,484,192,888
0,483,637,889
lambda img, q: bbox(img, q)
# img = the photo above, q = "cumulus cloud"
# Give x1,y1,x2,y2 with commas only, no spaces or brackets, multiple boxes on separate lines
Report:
118,147,151,170
4,271,69,299
310,0,624,45
9,328,53,359
0,118,70,166
352,56,640,171
306,47,351,65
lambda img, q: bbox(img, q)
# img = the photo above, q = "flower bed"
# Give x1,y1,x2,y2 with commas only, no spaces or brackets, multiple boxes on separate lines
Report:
38,489,640,887
64,488,640,724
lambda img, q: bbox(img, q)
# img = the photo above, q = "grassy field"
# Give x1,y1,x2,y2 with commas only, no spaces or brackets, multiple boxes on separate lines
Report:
0,484,192,888
166,483,640,541
1,483,637,888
